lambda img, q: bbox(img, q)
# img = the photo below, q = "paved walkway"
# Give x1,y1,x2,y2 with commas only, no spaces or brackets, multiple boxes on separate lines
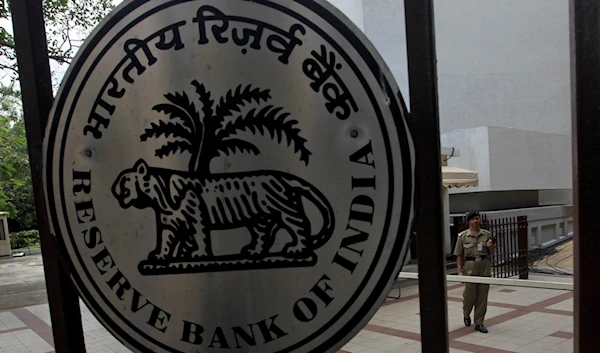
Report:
0,274,573,353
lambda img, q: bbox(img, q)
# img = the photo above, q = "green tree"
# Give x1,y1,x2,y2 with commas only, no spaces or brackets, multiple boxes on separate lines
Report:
141,80,312,174
1,118,37,230
0,1,115,230
0,85,28,224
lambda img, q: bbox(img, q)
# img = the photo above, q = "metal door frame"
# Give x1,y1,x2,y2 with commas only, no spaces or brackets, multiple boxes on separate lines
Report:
10,1,596,352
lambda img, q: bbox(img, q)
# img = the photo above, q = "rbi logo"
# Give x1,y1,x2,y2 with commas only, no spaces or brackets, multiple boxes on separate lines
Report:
43,1,414,352
111,80,335,274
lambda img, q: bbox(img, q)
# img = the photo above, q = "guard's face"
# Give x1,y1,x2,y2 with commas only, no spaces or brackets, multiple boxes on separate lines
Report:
469,215,480,227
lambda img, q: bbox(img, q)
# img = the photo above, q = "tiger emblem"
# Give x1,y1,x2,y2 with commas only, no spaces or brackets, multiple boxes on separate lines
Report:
111,159,335,268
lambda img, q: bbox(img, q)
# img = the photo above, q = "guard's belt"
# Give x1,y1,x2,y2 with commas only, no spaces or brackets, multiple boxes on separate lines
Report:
465,255,487,261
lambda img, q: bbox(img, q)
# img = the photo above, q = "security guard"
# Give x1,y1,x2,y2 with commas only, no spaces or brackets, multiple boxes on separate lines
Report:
453,211,495,333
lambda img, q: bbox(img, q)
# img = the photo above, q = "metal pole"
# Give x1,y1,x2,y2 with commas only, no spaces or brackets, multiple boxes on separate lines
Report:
403,1,449,352
569,1,600,352
517,216,529,279
11,0,86,351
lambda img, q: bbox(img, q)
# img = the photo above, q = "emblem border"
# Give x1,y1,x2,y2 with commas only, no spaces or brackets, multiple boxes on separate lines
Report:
44,0,415,352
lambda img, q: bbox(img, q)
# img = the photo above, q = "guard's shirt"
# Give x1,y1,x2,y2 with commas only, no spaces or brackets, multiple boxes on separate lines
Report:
453,228,492,277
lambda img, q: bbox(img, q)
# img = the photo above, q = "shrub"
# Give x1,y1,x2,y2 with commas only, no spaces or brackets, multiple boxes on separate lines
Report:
10,229,40,249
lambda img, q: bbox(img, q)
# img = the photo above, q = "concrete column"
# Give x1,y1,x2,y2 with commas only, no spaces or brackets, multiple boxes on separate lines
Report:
0,213,11,256
443,186,451,255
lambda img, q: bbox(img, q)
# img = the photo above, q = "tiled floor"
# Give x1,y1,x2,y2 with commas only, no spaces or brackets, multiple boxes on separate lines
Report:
0,275,574,353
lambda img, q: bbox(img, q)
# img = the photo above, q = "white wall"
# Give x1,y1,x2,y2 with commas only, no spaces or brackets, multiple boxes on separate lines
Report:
332,0,573,195
442,126,572,194
362,0,410,105
433,0,571,135
361,0,572,136
488,126,572,191
334,0,572,134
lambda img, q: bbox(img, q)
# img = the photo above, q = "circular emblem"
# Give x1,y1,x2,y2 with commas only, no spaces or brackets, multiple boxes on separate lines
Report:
43,0,415,352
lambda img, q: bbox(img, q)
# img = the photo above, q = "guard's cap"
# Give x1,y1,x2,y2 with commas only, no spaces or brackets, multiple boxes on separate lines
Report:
466,211,480,222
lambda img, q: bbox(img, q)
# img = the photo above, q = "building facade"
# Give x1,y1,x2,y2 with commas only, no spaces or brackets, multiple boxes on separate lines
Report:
327,0,573,251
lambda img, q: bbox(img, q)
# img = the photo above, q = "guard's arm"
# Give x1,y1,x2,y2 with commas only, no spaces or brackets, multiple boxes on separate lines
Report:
456,256,464,276
453,235,464,275
487,236,496,254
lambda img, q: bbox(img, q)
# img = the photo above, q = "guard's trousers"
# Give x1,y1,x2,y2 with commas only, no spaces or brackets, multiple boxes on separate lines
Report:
462,259,491,325
463,282,490,325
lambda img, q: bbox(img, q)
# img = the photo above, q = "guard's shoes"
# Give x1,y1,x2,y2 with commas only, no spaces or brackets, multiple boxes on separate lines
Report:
464,317,471,327
475,324,488,333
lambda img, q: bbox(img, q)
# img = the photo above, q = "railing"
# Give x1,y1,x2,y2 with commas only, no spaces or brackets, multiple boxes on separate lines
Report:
398,272,572,290
453,215,529,279
451,205,573,250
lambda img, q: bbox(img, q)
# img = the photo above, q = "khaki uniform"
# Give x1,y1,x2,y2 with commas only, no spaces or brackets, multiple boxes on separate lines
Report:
453,228,493,325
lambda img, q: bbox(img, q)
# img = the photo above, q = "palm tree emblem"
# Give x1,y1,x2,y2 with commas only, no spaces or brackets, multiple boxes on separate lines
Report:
111,79,336,274
140,80,312,172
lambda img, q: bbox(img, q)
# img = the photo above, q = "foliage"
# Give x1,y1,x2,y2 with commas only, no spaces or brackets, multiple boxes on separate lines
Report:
0,86,27,219
141,80,312,174
0,1,115,229
1,0,115,83
0,104,36,229
10,229,40,249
